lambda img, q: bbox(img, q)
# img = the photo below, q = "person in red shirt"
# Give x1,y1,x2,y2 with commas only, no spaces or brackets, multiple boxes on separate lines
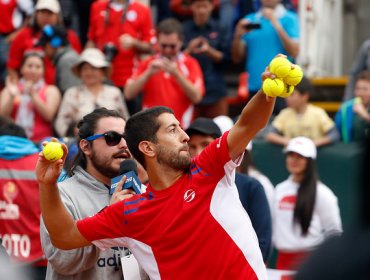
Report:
7,0,81,85
0,0,34,88
125,18,205,128
0,51,61,143
86,0,156,114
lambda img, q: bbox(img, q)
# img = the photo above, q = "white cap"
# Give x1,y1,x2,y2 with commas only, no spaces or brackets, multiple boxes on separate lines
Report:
72,48,111,77
213,115,234,134
35,0,60,13
285,136,317,159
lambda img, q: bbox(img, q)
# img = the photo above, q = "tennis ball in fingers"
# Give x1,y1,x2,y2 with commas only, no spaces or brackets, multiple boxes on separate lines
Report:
280,84,295,98
43,142,63,161
269,57,292,78
262,78,285,97
284,65,303,86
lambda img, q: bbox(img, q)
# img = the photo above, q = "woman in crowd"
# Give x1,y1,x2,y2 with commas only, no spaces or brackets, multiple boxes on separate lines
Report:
7,0,81,85
0,51,61,142
54,48,129,137
272,136,342,271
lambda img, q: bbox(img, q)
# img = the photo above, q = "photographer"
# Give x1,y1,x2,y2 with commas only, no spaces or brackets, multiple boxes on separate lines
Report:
124,18,204,129
182,0,230,118
86,0,155,114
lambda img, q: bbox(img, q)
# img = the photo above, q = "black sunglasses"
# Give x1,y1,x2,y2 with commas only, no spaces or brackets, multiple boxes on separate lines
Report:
85,131,125,146
160,43,177,50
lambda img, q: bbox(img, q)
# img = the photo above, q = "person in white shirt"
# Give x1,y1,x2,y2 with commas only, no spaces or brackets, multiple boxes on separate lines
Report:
272,136,342,271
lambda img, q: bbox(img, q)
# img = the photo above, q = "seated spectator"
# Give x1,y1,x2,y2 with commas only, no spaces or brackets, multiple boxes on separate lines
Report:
343,38,370,101
54,48,129,137
265,76,339,147
125,18,204,128
0,116,47,279
183,0,230,118
0,51,61,143
272,136,342,271
37,24,81,94
186,117,272,262
7,0,81,85
335,71,370,143
0,0,34,88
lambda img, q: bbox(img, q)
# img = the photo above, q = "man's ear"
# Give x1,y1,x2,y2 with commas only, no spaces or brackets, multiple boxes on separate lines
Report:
138,141,156,158
80,139,91,156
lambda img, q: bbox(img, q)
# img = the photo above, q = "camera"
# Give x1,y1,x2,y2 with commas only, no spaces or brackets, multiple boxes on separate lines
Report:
103,43,118,62
243,22,261,31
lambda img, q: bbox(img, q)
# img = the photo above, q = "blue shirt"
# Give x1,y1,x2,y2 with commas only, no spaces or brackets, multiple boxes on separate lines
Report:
183,19,230,104
242,5,299,92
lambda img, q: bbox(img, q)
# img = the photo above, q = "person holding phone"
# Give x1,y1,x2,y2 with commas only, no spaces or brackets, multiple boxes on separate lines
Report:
182,0,230,118
124,18,204,129
231,0,300,114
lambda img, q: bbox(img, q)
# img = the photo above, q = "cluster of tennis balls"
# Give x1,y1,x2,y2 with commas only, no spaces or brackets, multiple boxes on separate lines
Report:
262,57,303,98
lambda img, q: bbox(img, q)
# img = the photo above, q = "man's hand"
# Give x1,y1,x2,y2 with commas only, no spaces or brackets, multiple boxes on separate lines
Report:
161,57,178,76
36,139,68,187
186,37,204,54
192,37,210,54
234,19,250,38
110,175,136,205
147,58,164,75
119,34,137,50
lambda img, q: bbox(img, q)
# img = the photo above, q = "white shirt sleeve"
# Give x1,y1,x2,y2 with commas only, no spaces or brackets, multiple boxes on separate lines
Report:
316,182,343,238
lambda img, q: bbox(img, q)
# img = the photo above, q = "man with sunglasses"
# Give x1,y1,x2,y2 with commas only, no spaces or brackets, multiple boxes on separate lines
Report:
40,108,148,280
125,17,205,129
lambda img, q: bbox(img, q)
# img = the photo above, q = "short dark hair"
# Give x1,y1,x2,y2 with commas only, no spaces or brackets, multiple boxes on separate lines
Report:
0,116,27,138
157,18,183,41
67,108,125,176
356,71,370,83
295,76,313,96
125,106,174,168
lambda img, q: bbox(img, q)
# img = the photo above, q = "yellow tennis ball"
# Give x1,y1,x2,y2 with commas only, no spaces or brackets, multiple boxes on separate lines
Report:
280,84,295,98
284,65,303,86
262,78,285,97
269,57,292,78
43,142,63,161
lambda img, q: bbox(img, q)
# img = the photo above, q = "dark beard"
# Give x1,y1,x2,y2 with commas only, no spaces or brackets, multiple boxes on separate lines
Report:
156,144,191,170
90,150,119,178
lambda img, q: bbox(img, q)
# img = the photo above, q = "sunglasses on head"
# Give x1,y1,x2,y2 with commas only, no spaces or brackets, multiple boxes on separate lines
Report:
160,43,177,50
85,131,125,146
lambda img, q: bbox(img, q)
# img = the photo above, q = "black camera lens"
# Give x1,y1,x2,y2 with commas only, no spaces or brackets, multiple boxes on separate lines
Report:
103,43,118,62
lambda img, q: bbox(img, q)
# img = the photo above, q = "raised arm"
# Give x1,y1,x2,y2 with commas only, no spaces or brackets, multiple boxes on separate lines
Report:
36,140,90,250
228,68,276,160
